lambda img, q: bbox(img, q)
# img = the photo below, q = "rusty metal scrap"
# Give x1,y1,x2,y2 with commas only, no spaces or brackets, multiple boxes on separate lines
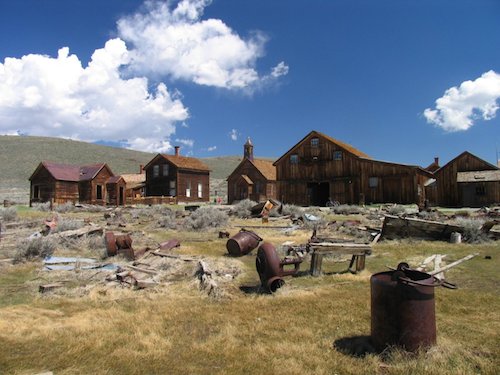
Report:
256,242,302,292
226,229,262,257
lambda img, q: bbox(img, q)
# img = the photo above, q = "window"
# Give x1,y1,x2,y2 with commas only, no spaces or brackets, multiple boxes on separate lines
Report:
290,154,299,164
96,185,103,200
169,180,176,196
153,165,159,178
311,137,319,147
369,177,378,188
163,164,169,176
186,180,191,197
333,151,343,161
476,186,486,196
255,181,262,194
198,182,203,198
33,185,40,199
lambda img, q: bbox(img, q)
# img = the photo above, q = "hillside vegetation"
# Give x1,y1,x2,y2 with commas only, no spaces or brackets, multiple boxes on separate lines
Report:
0,136,248,202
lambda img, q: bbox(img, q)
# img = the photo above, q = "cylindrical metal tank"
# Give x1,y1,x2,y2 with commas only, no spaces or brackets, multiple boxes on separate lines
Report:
371,263,437,352
226,230,262,256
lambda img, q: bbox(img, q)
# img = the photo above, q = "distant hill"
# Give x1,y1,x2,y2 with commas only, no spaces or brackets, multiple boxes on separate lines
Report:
0,135,257,202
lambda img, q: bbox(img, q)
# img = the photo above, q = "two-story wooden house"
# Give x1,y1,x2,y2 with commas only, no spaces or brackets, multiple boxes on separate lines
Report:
273,130,432,206
227,138,277,203
144,147,210,203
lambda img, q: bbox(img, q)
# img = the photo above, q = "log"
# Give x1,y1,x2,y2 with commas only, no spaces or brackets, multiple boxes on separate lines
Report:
134,280,157,289
125,265,157,275
381,215,463,241
39,283,64,293
52,225,103,239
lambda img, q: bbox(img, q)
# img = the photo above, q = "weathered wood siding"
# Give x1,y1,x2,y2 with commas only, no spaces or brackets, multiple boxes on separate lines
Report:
107,180,126,206
435,152,498,207
227,159,277,203
145,158,210,203
30,167,79,205
78,168,113,205
458,181,500,207
145,159,178,197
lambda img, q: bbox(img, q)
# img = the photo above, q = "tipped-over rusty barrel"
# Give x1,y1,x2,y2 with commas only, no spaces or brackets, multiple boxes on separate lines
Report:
105,231,134,260
226,229,262,256
256,242,302,292
371,262,444,352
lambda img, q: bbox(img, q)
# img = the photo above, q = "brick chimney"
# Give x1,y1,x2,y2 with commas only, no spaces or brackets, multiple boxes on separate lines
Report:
174,146,180,156
139,164,144,174
434,157,439,166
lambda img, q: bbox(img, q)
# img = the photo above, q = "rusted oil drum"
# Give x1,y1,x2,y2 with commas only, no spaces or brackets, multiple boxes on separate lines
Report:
256,242,286,292
371,264,437,352
226,230,262,256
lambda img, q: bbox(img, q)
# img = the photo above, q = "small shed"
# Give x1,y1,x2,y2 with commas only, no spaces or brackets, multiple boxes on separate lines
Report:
456,170,500,207
106,173,145,206
144,147,210,203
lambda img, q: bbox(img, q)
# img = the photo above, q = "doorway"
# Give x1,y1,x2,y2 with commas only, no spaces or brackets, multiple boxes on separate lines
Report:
308,182,330,206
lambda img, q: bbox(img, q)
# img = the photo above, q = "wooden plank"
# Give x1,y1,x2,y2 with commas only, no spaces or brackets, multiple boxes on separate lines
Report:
310,252,323,277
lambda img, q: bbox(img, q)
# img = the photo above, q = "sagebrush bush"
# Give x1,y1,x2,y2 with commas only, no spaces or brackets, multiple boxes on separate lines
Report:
0,206,17,222
14,237,57,262
185,207,228,230
454,217,489,243
280,204,304,217
417,210,441,221
387,205,407,216
32,202,52,212
52,218,84,233
55,202,76,213
331,204,365,215
157,207,177,229
230,199,258,218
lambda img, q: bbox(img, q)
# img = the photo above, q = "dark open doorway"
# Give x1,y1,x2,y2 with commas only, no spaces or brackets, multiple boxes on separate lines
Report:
119,187,124,205
308,182,330,206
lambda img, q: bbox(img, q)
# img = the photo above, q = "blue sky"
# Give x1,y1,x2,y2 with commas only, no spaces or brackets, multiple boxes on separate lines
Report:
0,0,499,168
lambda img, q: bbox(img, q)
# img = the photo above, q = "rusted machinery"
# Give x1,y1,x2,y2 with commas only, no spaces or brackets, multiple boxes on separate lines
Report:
105,231,134,260
256,242,303,292
370,262,455,352
226,229,262,257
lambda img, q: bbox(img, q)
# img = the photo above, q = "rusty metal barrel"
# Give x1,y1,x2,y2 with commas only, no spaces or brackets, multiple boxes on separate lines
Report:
226,229,262,256
370,263,438,352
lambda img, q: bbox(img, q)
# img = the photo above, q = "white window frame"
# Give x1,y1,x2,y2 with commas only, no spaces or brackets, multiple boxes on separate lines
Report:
186,180,191,198
198,182,203,198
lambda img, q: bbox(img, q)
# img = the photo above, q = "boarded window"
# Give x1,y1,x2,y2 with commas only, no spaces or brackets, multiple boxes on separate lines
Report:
96,185,103,200
153,165,159,178
163,164,169,176
290,154,299,164
198,182,203,198
333,151,343,161
475,185,486,196
186,181,191,198
369,177,378,188
311,137,319,147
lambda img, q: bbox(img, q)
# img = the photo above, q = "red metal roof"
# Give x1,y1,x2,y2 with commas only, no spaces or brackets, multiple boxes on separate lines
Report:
36,162,109,182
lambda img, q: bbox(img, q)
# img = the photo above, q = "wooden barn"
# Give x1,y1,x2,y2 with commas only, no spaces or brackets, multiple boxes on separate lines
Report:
273,130,432,206
144,147,210,203
227,138,277,204
29,162,114,206
433,151,500,207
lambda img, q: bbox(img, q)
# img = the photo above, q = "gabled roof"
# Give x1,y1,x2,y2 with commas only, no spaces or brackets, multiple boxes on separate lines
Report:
425,160,440,173
30,161,112,182
121,173,146,184
227,158,277,182
273,130,370,165
144,154,210,172
434,151,499,174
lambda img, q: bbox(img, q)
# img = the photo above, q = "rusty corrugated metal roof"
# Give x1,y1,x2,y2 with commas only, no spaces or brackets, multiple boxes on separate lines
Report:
36,162,110,182
79,163,107,181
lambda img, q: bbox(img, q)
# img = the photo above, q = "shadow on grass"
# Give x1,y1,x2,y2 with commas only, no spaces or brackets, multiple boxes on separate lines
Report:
333,335,378,357
239,284,267,295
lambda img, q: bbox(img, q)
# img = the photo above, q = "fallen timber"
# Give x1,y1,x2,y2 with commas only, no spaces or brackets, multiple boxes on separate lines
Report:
381,215,499,241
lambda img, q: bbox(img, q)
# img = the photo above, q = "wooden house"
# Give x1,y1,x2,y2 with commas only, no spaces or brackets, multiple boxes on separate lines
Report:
144,147,210,203
29,161,114,206
433,151,499,207
106,171,145,206
273,130,432,206
227,138,277,203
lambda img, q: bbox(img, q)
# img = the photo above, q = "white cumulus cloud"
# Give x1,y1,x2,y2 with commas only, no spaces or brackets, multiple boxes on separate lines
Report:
229,128,238,141
175,138,194,148
0,39,188,152
117,0,287,89
424,70,500,131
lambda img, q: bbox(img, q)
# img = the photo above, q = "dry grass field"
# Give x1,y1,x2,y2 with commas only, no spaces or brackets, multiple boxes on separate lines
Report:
0,204,499,375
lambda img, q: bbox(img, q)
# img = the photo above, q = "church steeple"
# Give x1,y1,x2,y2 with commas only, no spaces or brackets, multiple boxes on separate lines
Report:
244,137,254,161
